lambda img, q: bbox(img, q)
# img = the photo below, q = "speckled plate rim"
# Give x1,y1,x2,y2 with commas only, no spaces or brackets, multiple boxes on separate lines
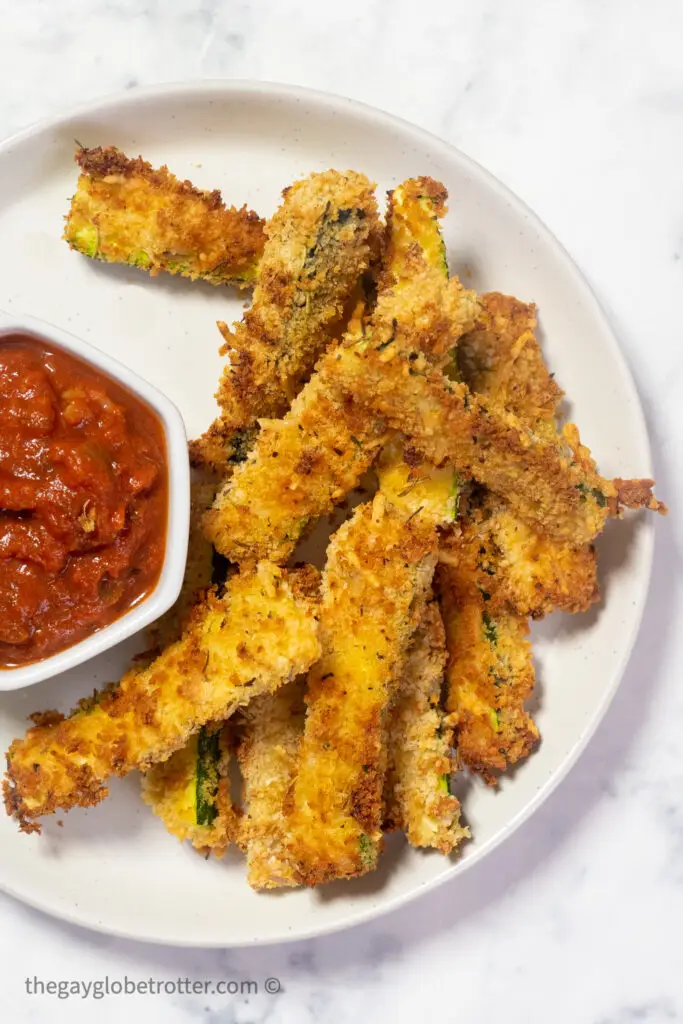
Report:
0,79,655,947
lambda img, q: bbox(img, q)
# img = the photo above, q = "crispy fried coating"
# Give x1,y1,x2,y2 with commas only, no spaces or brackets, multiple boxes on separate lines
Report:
203,356,389,566
441,505,599,618
204,178,478,565
376,178,479,362
436,557,539,785
333,340,616,545
378,440,466,851
613,476,667,514
456,293,599,611
384,600,468,853
4,564,321,831
235,679,306,890
459,293,665,518
64,146,265,286
191,170,381,471
285,495,438,886
459,292,563,438
141,721,238,857
143,475,240,857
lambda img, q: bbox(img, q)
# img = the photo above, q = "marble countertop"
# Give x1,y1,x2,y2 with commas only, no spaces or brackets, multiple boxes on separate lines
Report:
1,1,682,1021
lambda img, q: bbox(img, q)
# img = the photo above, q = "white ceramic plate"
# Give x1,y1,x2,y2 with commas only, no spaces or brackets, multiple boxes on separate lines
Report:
0,81,654,947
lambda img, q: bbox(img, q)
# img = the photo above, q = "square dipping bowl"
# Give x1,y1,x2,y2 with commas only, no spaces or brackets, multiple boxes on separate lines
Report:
0,309,190,691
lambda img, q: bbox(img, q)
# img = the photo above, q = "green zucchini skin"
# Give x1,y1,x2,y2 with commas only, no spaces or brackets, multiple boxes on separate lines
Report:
196,725,221,826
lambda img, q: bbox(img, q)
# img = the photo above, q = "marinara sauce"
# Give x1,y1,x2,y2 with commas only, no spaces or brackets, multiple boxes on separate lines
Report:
0,334,168,668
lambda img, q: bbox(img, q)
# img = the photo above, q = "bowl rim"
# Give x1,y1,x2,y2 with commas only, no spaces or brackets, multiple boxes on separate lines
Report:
0,308,189,691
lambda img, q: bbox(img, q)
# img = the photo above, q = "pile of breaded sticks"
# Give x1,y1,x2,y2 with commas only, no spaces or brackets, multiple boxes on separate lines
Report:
3,147,665,890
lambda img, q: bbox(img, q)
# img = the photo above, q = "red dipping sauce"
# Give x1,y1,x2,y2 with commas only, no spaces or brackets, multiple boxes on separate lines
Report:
0,334,168,668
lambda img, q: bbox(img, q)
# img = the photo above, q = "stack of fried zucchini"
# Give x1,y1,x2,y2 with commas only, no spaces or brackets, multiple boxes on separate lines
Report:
3,147,665,890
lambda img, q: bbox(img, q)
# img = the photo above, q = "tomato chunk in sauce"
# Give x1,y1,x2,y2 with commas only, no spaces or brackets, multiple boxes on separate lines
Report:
0,334,168,668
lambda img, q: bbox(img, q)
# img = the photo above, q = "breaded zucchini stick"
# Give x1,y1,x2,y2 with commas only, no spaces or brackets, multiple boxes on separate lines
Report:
465,302,664,522
333,336,617,546
141,721,237,857
143,474,240,856
4,563,321,831
204,177,478,565
337,284,664,545
456,291,599,612
379,440,540,786
377,440,467,852
369,186,470,852
379,434,539,789
440,501,599,618
384,600,468,852
235,679,306,890
191,170,381,471
287,495,438,886
64,146,265,286
436,556,538,785
458,292,563,440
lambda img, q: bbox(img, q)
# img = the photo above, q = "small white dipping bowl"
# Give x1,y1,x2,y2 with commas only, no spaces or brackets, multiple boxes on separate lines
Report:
0,309,190,691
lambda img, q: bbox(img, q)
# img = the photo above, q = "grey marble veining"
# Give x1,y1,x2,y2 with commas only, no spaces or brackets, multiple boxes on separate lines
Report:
1,1,683,1021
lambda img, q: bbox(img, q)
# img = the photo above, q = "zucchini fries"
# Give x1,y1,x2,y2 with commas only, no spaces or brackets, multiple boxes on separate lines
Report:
377,440,466,851
437,556,538,785
235,680,306,889
286,495,438,885
456,291,599,614
143,476,239,855
3,154,665,900
384,600,468,852
204,177,478,566
191,170,381,471
4,564,320,831
141,721,237,857
64,146,265,286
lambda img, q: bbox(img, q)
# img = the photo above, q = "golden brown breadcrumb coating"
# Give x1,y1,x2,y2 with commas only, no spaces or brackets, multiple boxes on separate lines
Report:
4,564,321,832
235,679,306,890
142,474,239,857
436,554,539,785
440,504,599,619
455,293,598,614
459,293,665,520
141,720,238,857
64,146,265,285
384,600,468,852
332,340,615,544
204,177,478,565
285,495,438,886
459,292,563,439
191,170,381,471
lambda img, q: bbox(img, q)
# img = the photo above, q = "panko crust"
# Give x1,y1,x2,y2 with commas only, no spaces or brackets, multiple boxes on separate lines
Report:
384,600,468,853
235,680,306,890
283,495,438,886
204,177,479,566
437,558,539,785
64,145,265,285
4,565,321,831
191,169,381,472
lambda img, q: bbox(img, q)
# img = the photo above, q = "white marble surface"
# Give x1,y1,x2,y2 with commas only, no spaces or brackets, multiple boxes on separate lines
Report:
1,1,682,1021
